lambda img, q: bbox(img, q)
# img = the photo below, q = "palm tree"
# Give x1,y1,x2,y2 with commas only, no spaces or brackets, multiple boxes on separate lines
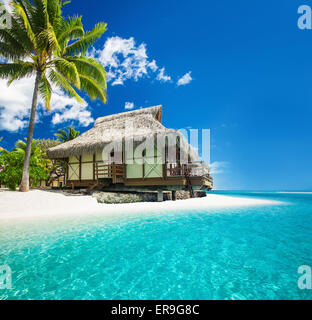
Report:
14,138,40,157
55,126,80,143
0,0,107,192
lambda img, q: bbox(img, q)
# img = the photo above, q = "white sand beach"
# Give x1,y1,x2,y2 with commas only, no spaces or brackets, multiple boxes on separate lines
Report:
0,189,283,221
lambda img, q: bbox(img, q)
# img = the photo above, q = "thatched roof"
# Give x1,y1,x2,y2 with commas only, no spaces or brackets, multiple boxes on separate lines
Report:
47,105,199,161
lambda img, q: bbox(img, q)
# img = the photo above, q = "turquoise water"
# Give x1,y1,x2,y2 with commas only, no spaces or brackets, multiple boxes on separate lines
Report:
0,191,312,300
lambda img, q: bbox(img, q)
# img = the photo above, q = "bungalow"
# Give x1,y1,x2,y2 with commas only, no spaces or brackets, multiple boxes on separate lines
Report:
47,105,213,200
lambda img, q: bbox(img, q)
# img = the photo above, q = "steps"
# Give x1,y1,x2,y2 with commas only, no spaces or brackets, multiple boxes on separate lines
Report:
184,170,195,198
87,181,99,193
87,180,111,193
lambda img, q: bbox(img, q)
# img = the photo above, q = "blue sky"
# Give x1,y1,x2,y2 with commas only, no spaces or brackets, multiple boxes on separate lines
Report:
1,0,312,190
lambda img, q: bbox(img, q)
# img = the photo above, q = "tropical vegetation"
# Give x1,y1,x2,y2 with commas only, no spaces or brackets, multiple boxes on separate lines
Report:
0,0,107,192
0,127,80,190
55,126,80,142
0,139,49,190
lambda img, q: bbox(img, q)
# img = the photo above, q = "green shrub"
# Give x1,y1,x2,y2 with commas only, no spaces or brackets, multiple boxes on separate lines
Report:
0,141,49,190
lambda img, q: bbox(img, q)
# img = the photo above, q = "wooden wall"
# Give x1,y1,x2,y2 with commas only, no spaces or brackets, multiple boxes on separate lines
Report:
67,146,164,181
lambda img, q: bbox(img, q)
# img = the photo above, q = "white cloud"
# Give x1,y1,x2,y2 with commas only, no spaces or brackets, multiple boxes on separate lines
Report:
156,67,171,82
177,71,193,86
0,34,192,133
50,88,92,126
148,60,158,72
91,37,150,86
0,77,34,131
209,161,230,174
91,36,170,86
0,77,92,132
124,102,135,110
52,104,92,126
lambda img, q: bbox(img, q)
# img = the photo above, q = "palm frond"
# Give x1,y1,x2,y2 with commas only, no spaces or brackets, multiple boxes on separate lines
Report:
0,21,30,59
12,2,37,47
67,56,106,88
39,73,52,110
4,14,35,53
14,139,27,151
68,126,80,139
41,0,49,26
53,58,80,88
61,1,72,7
57,15,84,49
37,22,61,55
14,0,33,26
55,126,79,142
80,74,106,103
0,41,26,61
29,0,46,35
7,61,35,85
49,69,83,103
54,129,68,142
0,62,34,81
47,0,63,29
64,22,107,56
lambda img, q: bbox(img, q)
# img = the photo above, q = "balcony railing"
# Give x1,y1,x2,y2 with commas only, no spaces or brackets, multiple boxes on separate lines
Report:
166,161,212,180
95,161,213,185
95,163,124,182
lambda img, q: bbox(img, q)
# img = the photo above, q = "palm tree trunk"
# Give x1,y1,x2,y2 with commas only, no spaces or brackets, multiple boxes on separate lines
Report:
19,71,42,192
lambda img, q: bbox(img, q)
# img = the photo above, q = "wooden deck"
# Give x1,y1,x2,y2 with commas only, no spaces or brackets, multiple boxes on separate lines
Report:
66,162,213,191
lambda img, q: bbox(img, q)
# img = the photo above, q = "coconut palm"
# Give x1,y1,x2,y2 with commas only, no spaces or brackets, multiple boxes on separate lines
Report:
14,138,41,157
0,0,107,192
55,126,80,143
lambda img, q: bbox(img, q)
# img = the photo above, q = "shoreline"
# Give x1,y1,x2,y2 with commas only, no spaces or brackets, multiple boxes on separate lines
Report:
0,189,284,222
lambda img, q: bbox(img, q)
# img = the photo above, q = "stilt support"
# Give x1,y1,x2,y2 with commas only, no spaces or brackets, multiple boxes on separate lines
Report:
172,190,177,201
157,190,164,202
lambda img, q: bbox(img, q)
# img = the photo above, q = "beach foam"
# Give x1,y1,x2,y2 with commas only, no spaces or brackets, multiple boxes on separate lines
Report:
0,189,282,221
